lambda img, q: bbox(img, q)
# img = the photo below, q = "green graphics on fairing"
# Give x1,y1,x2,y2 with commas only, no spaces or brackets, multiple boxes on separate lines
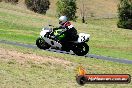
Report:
53,29,65,41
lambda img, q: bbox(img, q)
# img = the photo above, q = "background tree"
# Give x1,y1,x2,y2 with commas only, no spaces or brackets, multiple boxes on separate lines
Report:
25,0,50,14
78,0,92,23
117,0,132,29
56,0,77,21
2,0,18,4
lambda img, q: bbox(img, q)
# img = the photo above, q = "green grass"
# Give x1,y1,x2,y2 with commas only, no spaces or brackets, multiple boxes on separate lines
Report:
0,44,132,88
0,58,76,88
0,2,132,60
0,2,132,88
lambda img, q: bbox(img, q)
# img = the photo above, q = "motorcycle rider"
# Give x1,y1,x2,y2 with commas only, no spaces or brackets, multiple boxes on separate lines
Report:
53,16,78,51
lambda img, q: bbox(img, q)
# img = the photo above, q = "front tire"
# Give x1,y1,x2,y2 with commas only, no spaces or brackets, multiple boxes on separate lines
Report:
72,43,89,56
36,37,50,49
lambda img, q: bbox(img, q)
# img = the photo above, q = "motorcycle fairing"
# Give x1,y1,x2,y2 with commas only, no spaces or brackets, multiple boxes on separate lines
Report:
77,33,90,43
43,37,62,49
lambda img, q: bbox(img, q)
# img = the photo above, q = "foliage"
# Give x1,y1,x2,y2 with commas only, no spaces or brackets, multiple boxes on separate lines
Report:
25,0,50,14
79,0,89,23
56,0,77,21
117,0,132,29
2,0,18,4
0,2,132,59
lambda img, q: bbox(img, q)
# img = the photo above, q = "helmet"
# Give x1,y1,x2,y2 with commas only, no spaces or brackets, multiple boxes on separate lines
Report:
59,16,67,25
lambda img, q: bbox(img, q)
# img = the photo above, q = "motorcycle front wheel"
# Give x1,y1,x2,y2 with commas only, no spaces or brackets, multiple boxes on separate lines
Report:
36,37,50,49
72,43,89,56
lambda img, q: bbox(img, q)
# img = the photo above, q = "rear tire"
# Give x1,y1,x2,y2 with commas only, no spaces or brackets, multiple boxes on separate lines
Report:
72,43,89,56
36,37,50,49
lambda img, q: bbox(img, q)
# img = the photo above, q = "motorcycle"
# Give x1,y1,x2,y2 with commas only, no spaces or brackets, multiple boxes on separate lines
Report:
36,25,90,56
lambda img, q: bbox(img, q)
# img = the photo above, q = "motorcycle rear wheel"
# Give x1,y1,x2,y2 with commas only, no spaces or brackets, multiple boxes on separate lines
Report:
73,43,89,56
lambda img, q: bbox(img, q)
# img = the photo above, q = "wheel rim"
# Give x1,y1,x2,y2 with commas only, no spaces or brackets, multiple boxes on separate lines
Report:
73,43,89,56
77,45,87,53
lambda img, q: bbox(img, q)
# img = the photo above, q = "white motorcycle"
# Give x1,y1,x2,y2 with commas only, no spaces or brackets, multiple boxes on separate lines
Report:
36,25,90,56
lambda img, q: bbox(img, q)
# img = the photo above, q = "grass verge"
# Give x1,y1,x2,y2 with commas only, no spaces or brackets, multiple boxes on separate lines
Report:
0,44,132,88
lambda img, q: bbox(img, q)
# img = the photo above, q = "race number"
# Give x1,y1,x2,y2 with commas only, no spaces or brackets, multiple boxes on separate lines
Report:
80,36,86,42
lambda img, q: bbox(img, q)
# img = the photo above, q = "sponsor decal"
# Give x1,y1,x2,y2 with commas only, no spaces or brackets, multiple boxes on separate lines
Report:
76,66,131,85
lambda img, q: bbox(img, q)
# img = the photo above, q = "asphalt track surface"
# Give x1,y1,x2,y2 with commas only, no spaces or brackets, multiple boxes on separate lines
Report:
0,40,132,64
